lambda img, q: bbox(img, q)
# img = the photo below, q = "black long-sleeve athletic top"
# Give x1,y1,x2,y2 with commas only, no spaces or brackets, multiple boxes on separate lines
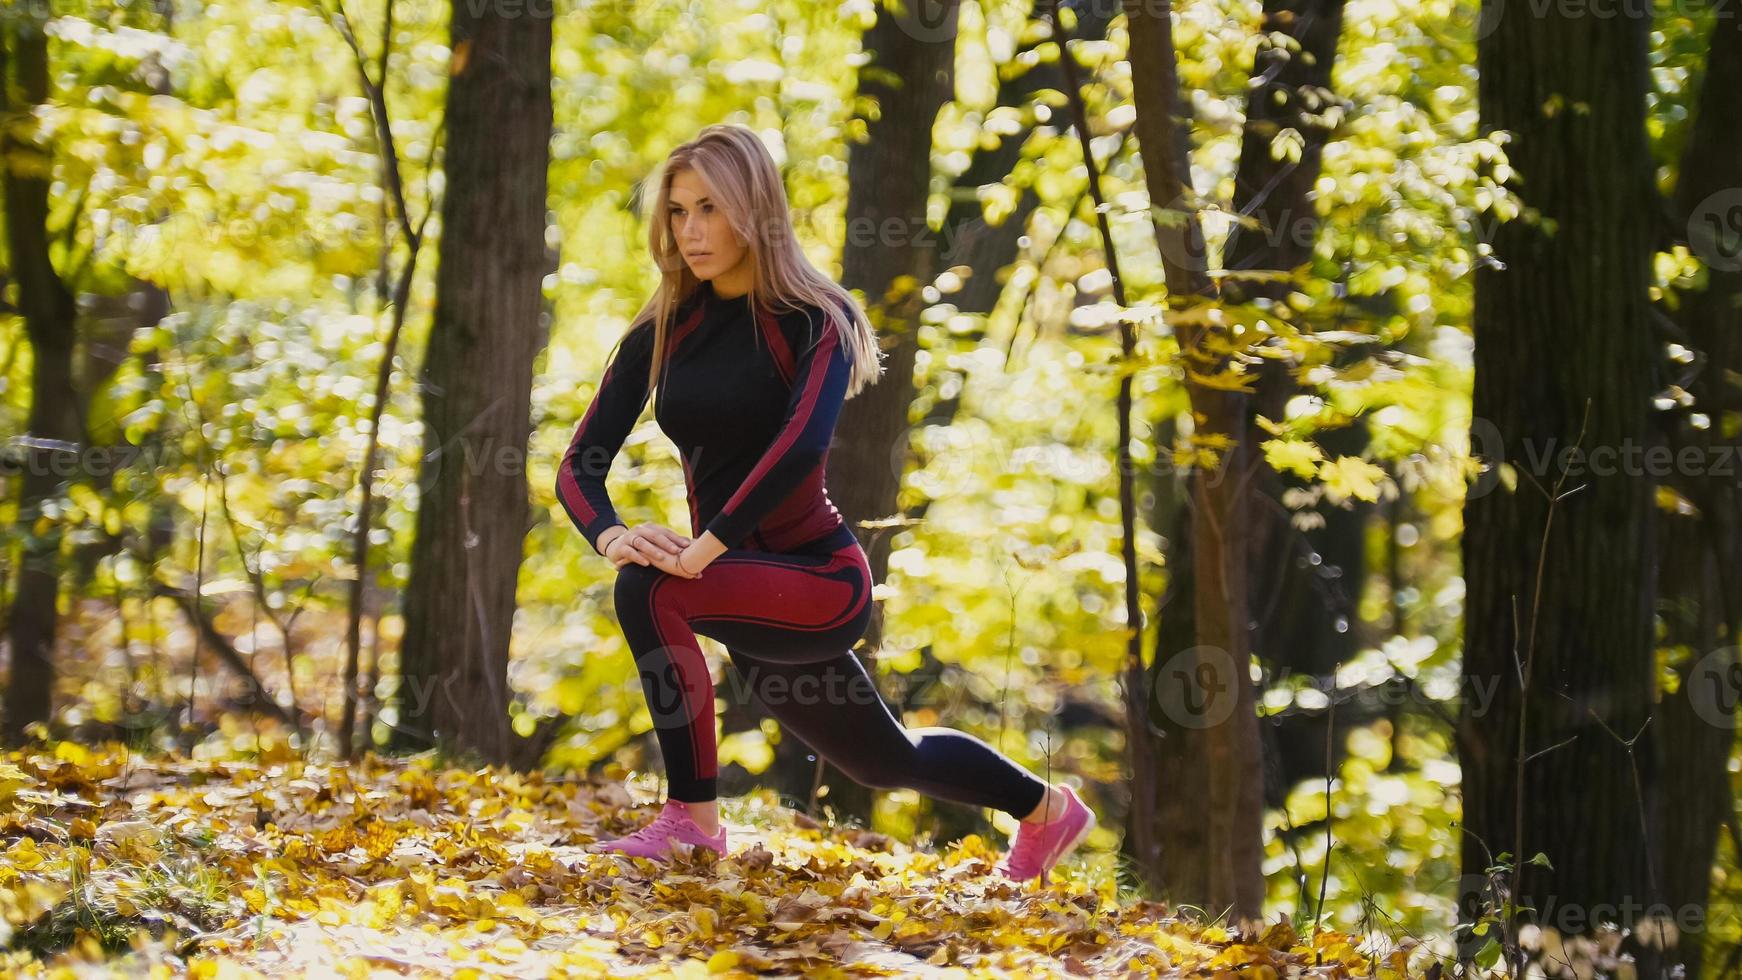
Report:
556,279,856,557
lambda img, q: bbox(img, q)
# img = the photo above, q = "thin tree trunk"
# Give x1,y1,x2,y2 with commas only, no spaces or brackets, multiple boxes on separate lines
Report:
832,0,961,637
1,14,81,746
320,0,436,762
1134,415,1207,896
1040,0,1156,915
1217,0,1359,831
1124,0,1267,923
1223,0,1354,746
392,1,552,766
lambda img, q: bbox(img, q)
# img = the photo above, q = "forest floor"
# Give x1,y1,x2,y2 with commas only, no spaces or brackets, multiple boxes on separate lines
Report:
0,737,1411,978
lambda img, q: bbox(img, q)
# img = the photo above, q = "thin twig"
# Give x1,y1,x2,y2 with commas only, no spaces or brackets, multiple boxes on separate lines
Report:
1506,397,1593,977
1314,678,1336,944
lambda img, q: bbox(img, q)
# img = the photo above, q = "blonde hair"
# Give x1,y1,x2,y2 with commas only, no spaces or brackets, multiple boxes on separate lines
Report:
623,123,884,399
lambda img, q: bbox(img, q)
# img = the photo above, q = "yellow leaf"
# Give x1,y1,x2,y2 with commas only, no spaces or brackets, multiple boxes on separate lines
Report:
7,838,44,870
691,904,718,939
54,741,95,768
1185,365,1257,393
1318,455,1388,503
1261,439,1324,480
0,763,33,806
1260,919,1297,950
1252,414,1289,437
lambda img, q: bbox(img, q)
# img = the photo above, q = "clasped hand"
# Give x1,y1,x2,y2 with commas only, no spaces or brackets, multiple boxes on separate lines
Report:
602,522,706,579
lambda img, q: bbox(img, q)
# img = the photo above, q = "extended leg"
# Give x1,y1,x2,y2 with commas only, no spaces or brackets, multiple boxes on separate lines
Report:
720,647,1050,819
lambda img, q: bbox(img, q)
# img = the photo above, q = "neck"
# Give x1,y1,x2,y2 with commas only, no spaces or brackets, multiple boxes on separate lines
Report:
708,263,754,300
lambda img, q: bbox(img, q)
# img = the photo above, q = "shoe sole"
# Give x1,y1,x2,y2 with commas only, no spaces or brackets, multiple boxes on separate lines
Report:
593,837,728,861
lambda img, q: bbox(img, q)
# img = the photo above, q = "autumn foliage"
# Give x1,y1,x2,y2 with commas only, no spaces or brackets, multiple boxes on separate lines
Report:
1,739,1416,977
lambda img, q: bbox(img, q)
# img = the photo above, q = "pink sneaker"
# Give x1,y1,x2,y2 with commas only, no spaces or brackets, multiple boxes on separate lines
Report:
996,784,1096,882
590,799,728,862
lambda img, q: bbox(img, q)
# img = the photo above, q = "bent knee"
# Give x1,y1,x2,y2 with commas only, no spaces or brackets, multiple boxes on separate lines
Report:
612,562,668,608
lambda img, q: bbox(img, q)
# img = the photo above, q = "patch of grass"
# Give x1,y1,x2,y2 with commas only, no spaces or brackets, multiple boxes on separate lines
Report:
13,850,236,959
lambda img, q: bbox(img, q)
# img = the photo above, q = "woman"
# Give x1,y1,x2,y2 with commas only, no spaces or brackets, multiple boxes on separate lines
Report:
555,123,1095,882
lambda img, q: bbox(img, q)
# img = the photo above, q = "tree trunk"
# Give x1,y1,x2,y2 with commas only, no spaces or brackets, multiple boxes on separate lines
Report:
1221,0,1354,820
1653,14,1742,980
1124,0,1267,924
1133,415,1211,899
763,0,961,824
833,0,960,629
1,13,81,747
391,2,552,766
1459,4,1662,969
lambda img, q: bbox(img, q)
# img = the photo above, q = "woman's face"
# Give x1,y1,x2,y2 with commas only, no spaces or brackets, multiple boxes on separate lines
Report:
668,168,748,284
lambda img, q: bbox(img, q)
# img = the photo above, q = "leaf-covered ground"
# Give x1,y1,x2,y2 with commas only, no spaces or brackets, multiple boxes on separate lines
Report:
1,739,1420,978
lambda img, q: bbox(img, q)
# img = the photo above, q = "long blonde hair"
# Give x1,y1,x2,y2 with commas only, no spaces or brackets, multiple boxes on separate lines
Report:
623,123,884,399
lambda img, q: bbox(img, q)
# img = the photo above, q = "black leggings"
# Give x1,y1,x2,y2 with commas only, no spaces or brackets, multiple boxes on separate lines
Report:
610,526,1049,818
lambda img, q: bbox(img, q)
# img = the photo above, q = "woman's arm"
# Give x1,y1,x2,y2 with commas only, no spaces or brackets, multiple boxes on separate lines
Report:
678,529,729,574
555,324,655,556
